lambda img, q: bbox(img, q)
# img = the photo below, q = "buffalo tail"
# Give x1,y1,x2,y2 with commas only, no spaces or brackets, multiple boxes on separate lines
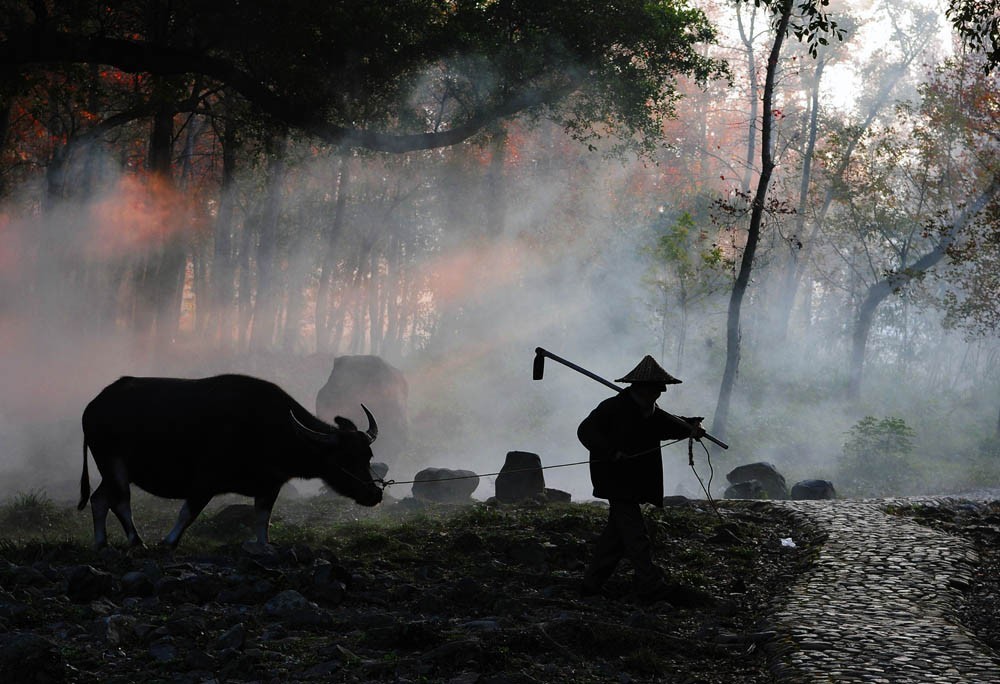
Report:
78,438,91,511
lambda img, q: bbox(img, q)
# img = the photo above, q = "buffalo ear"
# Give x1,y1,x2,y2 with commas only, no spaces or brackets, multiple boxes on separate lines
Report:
333,416,358,431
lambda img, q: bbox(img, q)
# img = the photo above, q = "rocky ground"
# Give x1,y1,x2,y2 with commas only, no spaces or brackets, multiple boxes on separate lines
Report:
0,491,996,684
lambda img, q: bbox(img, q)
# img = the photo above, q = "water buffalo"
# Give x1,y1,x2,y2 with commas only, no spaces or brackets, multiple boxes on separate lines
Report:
78,374,384,548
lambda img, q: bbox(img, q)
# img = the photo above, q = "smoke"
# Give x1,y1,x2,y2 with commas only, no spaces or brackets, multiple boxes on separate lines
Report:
4,122,998,506
0,123,731,504
2,1,999,507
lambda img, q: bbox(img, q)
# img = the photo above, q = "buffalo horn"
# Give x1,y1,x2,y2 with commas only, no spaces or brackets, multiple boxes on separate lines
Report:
289,410,337,443
361,404,378,444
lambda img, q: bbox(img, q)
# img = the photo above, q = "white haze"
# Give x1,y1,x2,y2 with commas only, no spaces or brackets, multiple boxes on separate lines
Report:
1,0,999,510
0,133,740,505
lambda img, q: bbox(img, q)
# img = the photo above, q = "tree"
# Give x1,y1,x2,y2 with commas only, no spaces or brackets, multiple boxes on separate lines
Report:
835,56,1000,399
771,3,939,344
947,0,1000,73
644,205,731,373
0,0,724,155
0,0,734,358
712,0,844,439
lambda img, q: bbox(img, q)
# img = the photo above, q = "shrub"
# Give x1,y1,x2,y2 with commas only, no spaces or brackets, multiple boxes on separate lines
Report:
838,416,916,497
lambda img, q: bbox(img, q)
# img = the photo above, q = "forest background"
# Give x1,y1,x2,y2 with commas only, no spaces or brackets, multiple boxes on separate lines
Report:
1,0,999,502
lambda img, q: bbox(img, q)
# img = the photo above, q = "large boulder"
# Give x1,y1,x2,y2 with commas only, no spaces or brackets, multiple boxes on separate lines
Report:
791,479,837,500
495,451,545,503
412,468,479,503
724,480,766,500
726,462,788,500
316,355,408,467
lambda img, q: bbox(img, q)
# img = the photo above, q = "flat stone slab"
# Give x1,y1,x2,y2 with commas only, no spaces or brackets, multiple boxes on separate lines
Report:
767,499,1000,683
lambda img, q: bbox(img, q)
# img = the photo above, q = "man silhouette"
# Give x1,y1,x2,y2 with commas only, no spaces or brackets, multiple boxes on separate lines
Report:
577,355,705,602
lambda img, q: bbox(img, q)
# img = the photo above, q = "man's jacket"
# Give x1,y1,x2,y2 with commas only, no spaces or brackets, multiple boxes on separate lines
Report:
577,388,696,505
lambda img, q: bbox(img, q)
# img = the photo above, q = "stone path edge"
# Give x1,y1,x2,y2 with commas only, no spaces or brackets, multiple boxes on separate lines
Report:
761,498,1000,684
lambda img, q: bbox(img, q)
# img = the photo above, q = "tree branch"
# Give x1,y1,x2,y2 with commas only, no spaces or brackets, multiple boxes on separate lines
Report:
1,31,580,153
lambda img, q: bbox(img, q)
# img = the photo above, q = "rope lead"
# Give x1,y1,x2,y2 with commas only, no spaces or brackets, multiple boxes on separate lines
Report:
374,437,721,518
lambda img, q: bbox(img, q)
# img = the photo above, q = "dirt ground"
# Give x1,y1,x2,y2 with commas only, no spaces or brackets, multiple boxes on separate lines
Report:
0,493,995,683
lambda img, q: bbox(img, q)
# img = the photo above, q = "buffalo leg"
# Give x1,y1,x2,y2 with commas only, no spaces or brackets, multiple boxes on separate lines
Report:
89,481,112,549
90,482,142,549
162,496,211,548
253,490,280,544
106,460,143,547
109,491,144,548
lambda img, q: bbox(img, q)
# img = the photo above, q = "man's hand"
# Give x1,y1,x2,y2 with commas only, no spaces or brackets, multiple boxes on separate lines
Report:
686,417,707,440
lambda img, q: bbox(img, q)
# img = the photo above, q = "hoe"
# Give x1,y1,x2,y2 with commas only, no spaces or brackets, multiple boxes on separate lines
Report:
532,347,729,450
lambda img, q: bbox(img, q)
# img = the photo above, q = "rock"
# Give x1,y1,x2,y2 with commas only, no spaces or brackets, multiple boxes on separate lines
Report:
184,649,216,671
262,589,332,627
724,481,766,499
66,565,113,603
6,564,48,588
121,570,155,597
495,451,544,502
305,660,342,677
158,572,226,604
241,540,279,558
449,577,484,604
215,624,246,651
264,589,314,616
0,587,29,620
309,562,348,605
370,461,389,481
148,638,178,662
451,531,484,551
0,632,65,683
412,468,479,502
662,495,690,507
507,540,548,566
93,614,136,645
791,479,837,500
206,504,256,537
543,488,572,504
316,355,408,468
726,462,788,499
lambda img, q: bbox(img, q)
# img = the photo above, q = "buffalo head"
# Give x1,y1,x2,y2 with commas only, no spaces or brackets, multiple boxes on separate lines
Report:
290,404,383,506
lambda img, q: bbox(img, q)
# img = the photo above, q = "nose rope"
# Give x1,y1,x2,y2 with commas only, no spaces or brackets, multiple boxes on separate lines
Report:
357,438,720,516
689,437,720,518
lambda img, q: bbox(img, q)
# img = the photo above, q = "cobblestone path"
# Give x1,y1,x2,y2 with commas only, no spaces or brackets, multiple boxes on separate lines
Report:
766,500,1000,683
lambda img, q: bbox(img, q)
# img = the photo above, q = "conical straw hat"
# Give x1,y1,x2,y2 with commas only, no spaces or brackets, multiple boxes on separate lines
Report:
615,355,682,385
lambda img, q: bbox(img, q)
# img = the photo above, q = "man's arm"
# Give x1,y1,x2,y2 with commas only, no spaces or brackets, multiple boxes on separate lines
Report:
653,409,706,440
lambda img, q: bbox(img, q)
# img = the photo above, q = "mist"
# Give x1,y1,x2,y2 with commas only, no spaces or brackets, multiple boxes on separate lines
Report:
2,0,999,508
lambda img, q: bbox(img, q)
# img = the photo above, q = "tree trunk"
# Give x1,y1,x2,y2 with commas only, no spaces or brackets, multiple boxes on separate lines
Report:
210,106,239,349
0,98,10,198
846,174,1000,399
148,104,185,357
713,0,793,440
774,58,825,342
847,280,893,399
237,218,255,352
772,33,934,343
249,129,288,351
316,155,351,352
484,130,507,238
736,4,760,195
